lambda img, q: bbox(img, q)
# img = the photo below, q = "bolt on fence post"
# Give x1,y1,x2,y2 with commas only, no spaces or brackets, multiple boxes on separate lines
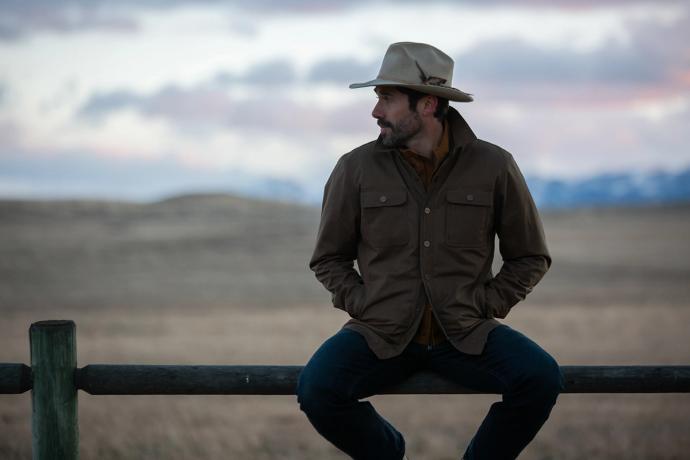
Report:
30,320,78,460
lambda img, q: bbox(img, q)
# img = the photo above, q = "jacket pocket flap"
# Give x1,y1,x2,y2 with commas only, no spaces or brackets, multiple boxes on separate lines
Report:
446,189,492,206
361,190,407,208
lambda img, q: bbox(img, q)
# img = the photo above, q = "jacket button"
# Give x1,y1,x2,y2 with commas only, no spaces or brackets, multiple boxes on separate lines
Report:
424,207,431,214
423,240,431,247
466,194,474,201
379,195,387,203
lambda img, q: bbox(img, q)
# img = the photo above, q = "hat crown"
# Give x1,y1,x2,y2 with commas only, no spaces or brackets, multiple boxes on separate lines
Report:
377,42,454,87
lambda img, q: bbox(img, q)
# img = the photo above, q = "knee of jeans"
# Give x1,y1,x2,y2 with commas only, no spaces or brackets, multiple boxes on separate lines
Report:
296,369,334,416
527,355,564,402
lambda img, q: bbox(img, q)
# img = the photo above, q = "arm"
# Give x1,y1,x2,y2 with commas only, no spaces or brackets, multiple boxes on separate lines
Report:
309,155,365,316
485,153,551,318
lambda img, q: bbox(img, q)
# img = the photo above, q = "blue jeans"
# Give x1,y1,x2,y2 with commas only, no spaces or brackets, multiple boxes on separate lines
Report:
297,325,564,460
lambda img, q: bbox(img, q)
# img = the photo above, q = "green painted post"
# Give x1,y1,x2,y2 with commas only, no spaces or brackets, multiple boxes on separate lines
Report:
30,320,78,460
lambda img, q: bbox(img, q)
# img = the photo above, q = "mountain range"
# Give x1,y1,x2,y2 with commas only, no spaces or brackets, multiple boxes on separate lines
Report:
526,168,690,209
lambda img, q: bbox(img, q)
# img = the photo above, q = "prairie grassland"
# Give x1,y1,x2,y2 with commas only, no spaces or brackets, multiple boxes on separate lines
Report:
1,199,690,459
2,303,689,460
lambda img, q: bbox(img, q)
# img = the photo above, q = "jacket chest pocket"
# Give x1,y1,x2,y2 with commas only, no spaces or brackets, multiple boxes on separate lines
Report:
361,191,409,248
445,189,493,248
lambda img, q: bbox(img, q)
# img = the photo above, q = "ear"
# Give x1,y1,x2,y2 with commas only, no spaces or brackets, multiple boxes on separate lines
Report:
418,95,438,117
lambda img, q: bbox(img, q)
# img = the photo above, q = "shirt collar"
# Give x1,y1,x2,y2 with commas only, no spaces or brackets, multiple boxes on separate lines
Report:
400,119,449,163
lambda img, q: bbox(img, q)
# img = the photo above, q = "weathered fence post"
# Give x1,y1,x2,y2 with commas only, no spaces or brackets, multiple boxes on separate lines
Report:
30,320,78,460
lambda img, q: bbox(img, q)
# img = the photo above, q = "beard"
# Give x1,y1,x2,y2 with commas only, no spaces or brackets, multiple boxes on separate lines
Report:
377,110,422,148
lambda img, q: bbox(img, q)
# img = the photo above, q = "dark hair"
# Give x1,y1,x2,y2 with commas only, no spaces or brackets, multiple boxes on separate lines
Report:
397,86,449,120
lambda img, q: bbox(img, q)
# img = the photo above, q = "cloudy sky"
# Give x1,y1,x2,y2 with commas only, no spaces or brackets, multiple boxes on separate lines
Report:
1,0,688,202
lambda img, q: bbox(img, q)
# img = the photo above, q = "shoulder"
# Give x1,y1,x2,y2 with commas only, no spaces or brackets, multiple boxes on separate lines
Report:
326,140,379,186
469,139,513,162
466,138,522,173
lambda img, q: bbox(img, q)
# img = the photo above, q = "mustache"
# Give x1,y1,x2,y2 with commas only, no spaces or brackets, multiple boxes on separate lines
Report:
377,119,393,129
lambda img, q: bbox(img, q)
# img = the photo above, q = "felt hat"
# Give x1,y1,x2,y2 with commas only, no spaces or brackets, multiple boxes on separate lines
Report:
350,42,473,102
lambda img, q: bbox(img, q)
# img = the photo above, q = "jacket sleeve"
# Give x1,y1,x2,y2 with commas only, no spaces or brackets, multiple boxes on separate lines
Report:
485,153,551,318
309,154,365,315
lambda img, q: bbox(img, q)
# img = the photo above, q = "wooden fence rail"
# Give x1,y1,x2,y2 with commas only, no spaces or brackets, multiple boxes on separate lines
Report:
76,363,690,395
1,320,689,459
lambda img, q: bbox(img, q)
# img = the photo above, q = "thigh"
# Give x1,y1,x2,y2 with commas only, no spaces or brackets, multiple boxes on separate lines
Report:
299,328,422,400
429,325,560,393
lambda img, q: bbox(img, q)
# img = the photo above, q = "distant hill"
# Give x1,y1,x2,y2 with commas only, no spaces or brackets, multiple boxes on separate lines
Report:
0,194,323,310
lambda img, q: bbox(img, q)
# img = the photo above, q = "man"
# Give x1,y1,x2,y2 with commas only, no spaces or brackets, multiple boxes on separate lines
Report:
297,42,563,460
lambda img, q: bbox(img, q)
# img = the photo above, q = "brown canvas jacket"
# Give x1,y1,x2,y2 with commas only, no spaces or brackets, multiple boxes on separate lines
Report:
310,107,551,359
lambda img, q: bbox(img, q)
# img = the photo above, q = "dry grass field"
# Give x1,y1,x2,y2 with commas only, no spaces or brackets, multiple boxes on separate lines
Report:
1,196,689,459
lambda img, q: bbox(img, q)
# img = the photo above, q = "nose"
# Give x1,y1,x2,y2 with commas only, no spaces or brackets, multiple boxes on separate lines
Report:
371,100,383,120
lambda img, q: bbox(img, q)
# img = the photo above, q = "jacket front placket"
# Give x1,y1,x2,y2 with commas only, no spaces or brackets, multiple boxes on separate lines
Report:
391,142,463,337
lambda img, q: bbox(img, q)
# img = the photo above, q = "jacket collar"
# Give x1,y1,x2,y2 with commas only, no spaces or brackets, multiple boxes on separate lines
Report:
446,106,477,152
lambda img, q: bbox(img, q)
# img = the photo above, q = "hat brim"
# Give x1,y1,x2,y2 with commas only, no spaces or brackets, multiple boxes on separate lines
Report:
349,78,473,102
